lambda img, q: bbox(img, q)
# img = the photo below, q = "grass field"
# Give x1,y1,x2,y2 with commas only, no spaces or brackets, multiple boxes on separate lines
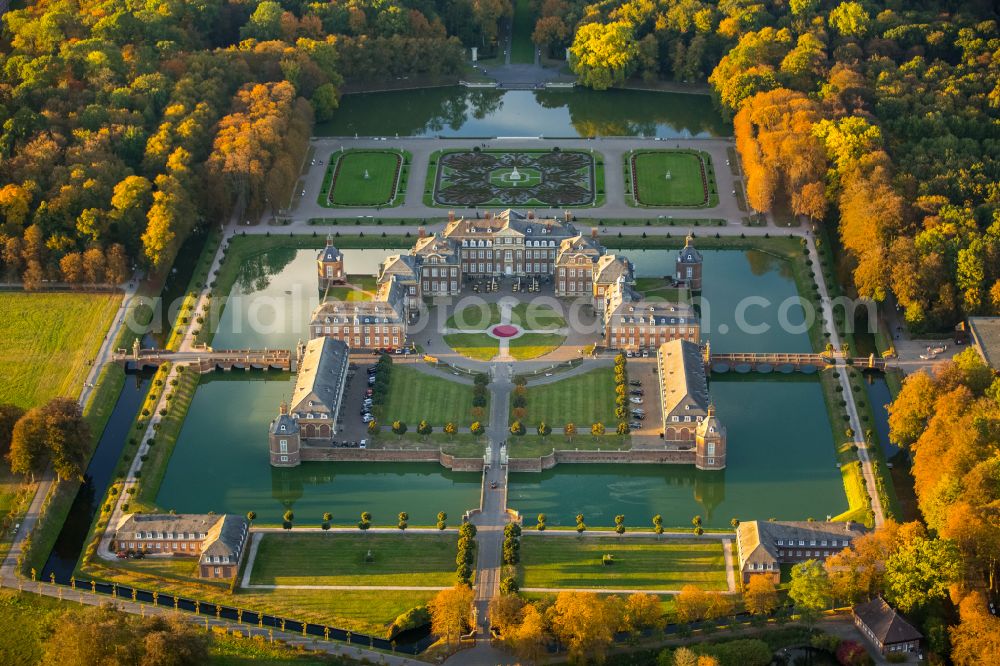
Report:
82,558,434,635
326,274,377,301
324,150,403,207
443,332,498,361
510,333,565,360
0,589,335,665
380,364,482,426
509,303,565,330
518,536,729,591
630,151,711,207
0,292,120,408
506,433,629,457
248,533,460,587
446,303,501,330
519,367,617,426
510,0,537,64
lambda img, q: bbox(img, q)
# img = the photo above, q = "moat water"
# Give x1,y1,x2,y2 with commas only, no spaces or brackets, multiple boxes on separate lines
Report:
152,244,846,527
315,87,730,139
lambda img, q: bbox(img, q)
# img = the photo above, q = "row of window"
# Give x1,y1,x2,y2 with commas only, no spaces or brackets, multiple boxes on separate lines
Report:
426,267,458,277
560,268,592,278
124,540,230,561
320,326,401,335
423,281,459,292
777,538,851,547
133,531,205,540
460,237,559,247
779,550,835,558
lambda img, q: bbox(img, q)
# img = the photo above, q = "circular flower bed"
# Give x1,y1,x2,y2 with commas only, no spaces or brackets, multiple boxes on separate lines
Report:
492,325,520,338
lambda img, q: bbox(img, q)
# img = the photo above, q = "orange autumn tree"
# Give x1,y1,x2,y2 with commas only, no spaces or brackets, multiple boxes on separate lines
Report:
734,88,827,219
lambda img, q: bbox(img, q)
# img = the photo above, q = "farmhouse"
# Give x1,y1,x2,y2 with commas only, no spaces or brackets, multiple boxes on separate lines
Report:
853,597,923,656
112,513,248,579
268,336,350,466
735,520,868,585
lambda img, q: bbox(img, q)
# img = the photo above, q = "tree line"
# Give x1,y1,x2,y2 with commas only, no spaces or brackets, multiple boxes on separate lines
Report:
1,398,90,483
0,0,494,286
547,1,998,333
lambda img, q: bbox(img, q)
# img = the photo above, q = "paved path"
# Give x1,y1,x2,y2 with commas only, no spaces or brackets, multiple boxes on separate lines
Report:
0,576,419,666
289,137,742,225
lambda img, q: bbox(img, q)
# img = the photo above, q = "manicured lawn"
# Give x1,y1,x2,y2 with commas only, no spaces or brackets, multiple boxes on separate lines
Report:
519,367,617,427
326,150,402,206
630,150,712,207
519,536,729,591
326,274,377,301
380,365,482,426
510,333,565,360
249,533,460,587
446,303,501,330
632,277,685,301
0,292,120,408
81,558,434,636
444,332,498,361
510,303,565,330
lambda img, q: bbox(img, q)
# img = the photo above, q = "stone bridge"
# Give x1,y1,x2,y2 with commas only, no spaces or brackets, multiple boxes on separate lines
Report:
113,347,296,373
708,351,887,373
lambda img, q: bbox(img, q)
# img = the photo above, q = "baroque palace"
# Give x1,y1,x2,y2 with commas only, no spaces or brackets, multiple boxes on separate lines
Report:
308,209,703,351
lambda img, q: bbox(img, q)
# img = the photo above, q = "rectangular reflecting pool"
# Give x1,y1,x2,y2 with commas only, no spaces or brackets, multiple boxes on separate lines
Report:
508,375,847,528
155,373,482,525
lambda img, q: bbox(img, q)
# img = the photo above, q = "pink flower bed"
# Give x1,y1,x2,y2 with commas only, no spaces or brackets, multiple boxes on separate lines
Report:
492,325,519,338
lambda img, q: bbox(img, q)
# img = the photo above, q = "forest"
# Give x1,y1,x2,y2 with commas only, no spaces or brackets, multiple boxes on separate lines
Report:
0,0,498,283
548,0,999,333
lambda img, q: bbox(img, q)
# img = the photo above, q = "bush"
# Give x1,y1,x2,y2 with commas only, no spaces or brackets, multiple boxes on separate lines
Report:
387,606,431,640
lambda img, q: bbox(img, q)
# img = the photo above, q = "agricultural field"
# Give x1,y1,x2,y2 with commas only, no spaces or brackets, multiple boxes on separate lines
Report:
0,292,120,408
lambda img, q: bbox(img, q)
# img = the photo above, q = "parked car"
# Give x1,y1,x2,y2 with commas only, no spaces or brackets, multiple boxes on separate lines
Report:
630,390,644,396
629,397,644,404
362,414,374,423
629,421,642,430
629,380,642,387
359,439,367,449
625,351,633,358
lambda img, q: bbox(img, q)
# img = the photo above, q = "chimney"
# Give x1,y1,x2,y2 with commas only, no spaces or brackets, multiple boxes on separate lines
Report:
527,210,535,220
485,211,493,220
279,401,288,415
448,210,455,222
591,227,598,239
844,520,853,532
564,210,571,222
418,226,427,239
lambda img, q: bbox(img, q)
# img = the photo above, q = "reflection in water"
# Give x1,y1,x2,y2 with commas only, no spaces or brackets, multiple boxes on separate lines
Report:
317,87,729,138
237,247,299,294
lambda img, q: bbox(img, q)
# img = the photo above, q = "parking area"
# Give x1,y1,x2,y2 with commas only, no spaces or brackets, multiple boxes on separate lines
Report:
336,353,386,444
625,355,663,446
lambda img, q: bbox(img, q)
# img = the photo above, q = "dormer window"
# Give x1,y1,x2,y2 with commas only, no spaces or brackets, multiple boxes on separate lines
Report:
280,425,286,431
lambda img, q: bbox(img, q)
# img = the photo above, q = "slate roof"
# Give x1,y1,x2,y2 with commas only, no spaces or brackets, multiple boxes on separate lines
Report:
199,514,249,563
290,336,348,418
312,276,407,325
318,238,342,263
442,209,577,241
677,234,702,264
269,412,298,435
853,597,923,645
116,513,220,538
594,255,633,285
378,254,419,283
606,286,698,326
556,235,603,264
657,339,710,419
736,520,869,570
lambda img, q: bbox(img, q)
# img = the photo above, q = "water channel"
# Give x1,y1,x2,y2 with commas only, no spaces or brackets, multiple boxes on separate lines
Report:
315,87,730,138
154,243,842,526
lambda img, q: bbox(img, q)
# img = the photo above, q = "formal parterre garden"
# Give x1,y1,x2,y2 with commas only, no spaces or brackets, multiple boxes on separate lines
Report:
625,149,719,208
443,303,567,361
427,148,604,207
318,149,409,208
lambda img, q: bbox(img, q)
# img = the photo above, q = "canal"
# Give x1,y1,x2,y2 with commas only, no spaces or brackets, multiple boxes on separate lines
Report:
315,87,730,138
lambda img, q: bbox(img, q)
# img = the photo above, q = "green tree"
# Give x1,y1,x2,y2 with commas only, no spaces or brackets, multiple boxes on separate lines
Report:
443,422,457,439
437,512,447,530
359,511,372,531
537,421,550,437
591,422,605,438
510,420,525,436
564,422,576,440
828,1,870,38
241,1,284,40
470,421,484,437
322,512,332,530
884,536,963,612
282,510,294,530
0,403,25,457
569,22,638,90
397,511,409,531
311,84,340,122
392,420,407,437
788,559,832,620
536,513,547,531
614,514,626,536
652,514,664,536
417,420,432,437
616,422,630,436
246,511,256,528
